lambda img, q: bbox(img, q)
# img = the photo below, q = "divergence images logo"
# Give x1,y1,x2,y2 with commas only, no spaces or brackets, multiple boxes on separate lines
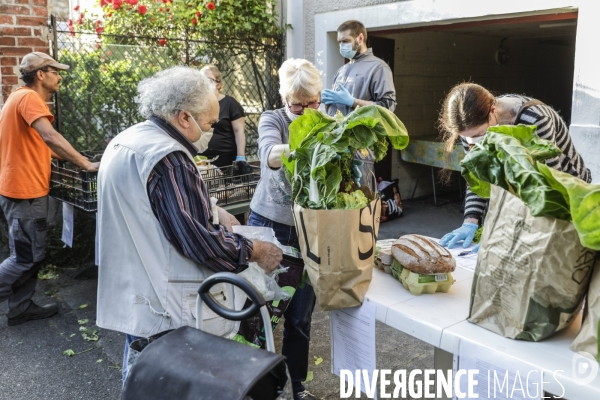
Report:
572,351,599,385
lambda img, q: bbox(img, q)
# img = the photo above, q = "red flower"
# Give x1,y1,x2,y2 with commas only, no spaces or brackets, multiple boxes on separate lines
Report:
207,2,215,11
137,4,147,14
165,8,169,12
112,0,122,9
191,17,197,25
67,18,73,26
95,19,102,25
158,38,167,47
74,5,80,11
100,0,108,6
96,26,104,34
107,12,112,17
127,0,138,4
196,11,202,17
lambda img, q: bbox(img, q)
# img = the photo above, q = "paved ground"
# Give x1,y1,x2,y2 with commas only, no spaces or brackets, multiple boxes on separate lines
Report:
0,196,463,400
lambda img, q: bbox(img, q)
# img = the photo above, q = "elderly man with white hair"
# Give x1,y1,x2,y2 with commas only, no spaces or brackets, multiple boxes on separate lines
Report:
248,58,323,400
96,66,283,383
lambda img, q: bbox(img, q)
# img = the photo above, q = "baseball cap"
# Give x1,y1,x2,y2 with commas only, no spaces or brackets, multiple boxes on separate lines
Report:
19,52,70,74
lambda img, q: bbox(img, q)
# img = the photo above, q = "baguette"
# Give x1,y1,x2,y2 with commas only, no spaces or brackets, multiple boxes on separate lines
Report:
391,234,456,274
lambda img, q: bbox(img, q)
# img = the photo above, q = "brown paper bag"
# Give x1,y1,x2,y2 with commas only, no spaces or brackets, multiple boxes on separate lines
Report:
293,194,380,311
571,255,600,359
468,185,596,341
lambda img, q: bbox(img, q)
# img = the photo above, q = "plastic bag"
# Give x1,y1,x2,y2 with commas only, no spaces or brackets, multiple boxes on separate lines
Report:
232,225,292,302
239,263,290,302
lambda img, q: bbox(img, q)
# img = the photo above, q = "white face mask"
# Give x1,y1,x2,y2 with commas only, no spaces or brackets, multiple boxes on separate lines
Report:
464,135,485,145
187,112,214,153
285,104,300,121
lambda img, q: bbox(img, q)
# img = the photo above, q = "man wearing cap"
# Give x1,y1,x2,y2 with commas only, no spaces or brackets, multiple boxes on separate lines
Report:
0,52,99,326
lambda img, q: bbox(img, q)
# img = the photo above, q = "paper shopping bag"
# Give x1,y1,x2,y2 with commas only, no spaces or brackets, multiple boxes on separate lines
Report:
468,185,596,341
571,254,600,359
293,195,381,311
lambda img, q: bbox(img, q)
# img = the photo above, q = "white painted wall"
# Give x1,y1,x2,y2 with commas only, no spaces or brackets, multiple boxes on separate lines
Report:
306,0,599,182
285,0,305,58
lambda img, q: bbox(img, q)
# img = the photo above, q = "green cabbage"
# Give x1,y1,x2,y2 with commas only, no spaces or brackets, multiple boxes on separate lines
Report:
282,105,409,209
460,125,569,219
537,164,600,250
335,190,369,210
460,124,600,250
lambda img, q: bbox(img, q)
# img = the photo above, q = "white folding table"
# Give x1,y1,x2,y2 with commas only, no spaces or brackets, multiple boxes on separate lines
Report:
359,249,600,399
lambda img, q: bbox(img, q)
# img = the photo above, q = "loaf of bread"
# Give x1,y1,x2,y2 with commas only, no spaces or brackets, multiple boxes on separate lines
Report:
391,234,456,274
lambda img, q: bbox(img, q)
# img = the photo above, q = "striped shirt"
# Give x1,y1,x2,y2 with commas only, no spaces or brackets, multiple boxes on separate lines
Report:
146,116,253,273
463,95,592,222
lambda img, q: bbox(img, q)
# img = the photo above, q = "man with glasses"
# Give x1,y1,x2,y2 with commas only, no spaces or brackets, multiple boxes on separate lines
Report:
321,20,396,186
0,52,99,326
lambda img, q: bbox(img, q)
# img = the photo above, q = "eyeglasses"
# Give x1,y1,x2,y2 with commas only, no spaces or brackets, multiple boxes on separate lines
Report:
207,77,220,84
287,100,321,115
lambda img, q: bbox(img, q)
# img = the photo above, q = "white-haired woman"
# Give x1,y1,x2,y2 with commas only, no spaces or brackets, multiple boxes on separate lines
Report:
248,58,322,400
96,66,283,385
199,65,247,168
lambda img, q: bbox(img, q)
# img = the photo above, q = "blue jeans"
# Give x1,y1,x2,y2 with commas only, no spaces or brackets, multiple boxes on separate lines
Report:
248,211,317,394
122,334,142,385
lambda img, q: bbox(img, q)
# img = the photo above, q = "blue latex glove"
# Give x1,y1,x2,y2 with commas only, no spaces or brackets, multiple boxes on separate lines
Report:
321,85,355,107
472,243,480,253
235,155,246,161
439,222,479,249
351,159,363,185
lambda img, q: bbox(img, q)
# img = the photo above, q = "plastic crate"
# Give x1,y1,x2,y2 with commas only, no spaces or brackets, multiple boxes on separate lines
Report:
200,162,261,206
50,160,98,212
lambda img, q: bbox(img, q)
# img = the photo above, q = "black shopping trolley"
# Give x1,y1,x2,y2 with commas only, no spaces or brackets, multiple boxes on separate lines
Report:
122,273,293,400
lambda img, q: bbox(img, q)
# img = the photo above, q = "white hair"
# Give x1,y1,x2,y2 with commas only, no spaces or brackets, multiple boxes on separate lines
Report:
136,66,214,120
278,58,323,103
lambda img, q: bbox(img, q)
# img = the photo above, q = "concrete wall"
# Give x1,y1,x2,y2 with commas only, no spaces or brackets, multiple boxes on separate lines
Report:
0,0,50,104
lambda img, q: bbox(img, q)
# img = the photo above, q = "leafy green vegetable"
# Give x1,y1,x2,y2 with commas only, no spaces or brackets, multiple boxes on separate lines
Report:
460,124,600,250
486,125,561,161
335,190,369,210
282,105,409,209
538,163,600,250
461,125,570,219
472,226,483,244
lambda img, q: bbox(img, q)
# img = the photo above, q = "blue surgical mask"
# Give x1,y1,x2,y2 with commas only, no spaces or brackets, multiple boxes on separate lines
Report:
340,41,357,60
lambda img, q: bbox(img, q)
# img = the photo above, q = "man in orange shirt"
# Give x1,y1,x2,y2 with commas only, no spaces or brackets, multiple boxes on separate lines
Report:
0,52,99,326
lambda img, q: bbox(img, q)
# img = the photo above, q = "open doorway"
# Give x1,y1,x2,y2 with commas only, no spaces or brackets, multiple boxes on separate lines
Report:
370,13,578,199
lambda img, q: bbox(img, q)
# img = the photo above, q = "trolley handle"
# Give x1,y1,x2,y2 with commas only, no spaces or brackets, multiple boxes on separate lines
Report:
198,272,265,321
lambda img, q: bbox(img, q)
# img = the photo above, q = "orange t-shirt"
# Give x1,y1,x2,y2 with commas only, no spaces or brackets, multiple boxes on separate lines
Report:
0,86,53,199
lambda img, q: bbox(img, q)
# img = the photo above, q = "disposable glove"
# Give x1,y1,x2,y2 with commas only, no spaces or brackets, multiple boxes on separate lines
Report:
351,159,364,185
235,155,246,161
439,222,479,249
321,86,355,107
472,243,480,253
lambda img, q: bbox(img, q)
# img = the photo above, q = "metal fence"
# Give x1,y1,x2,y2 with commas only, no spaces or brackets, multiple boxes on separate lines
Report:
49,16,285,158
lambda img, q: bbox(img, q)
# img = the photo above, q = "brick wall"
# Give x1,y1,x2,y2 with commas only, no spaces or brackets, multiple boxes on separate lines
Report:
374,30,576,199
0,0,50,105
